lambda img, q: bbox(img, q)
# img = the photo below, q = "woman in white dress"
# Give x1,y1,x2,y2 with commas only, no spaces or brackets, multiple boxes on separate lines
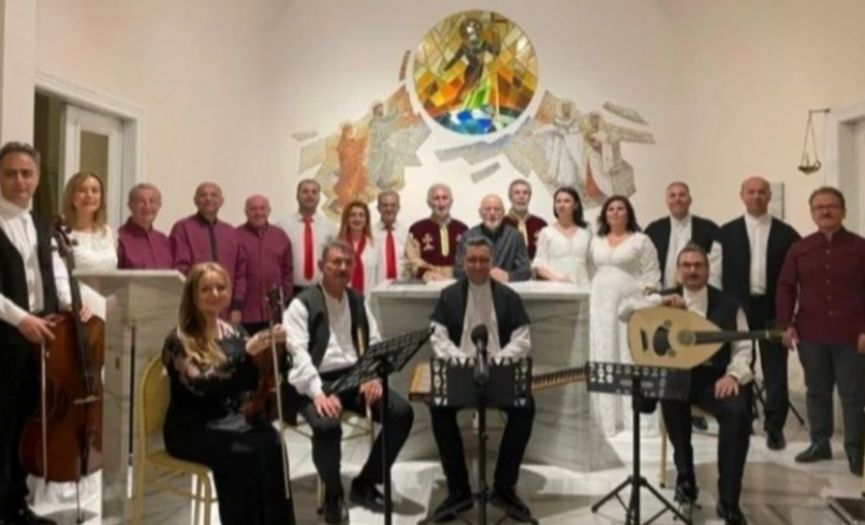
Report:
339,200,379,296
532,186,592,292
589,195,661,437
34,172,116,505
63,171,118,319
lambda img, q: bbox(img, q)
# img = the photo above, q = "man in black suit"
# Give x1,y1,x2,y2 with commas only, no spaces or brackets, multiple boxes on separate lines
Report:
645,181,723,290
720,176,799,451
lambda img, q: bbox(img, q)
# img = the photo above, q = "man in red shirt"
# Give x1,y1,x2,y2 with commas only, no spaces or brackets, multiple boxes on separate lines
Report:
777,186,865,475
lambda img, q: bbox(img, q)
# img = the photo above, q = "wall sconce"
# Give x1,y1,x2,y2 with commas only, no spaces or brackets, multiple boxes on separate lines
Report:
798,108,830,175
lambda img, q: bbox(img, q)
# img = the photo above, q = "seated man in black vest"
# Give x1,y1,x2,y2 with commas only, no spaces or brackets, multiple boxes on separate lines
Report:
427,236,535,523
282,239,414,524
622,243,752,525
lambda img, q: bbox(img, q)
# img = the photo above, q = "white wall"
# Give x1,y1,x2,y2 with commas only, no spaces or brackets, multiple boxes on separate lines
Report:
31,0,865,233
35,0,286,229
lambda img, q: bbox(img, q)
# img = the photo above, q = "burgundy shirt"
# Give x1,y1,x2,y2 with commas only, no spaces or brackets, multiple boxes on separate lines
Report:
776,228,865,346
503,212,547,260
407,217,468,278
170,213,247,309
235,222,293,324
117,218,173,270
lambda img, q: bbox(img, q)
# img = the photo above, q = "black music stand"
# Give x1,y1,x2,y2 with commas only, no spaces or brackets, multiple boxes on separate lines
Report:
588,361,693,525
326,328,431,525
420,358,537,525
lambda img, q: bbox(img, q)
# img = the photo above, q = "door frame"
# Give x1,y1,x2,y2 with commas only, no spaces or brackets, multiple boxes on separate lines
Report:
826,102,865,233
35,69,145,226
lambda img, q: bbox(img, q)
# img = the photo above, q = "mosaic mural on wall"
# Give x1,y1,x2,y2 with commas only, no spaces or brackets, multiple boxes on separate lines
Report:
413,10,538,135
435,91,655,208
295,86,430,219
293,10,655,215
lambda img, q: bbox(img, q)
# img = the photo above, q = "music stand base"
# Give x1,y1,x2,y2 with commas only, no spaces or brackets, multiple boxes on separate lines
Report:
591,475,691,525
829,496,865,525
420,489,539,525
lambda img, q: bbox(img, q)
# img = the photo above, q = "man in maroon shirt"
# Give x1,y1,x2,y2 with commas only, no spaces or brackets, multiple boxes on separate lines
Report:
117,183,173,269
170,182,247,323
502,179,547,260
777,186,865,475
236,195,293,335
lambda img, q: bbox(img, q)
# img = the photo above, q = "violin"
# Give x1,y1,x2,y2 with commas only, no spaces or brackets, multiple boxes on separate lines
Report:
243,284,294,501
19,220,105,486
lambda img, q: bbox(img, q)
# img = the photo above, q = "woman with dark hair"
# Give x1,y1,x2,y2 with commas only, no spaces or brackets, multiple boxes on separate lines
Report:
339,200,379,295
162,262,295,525
532,187,591,291
589,195,661,437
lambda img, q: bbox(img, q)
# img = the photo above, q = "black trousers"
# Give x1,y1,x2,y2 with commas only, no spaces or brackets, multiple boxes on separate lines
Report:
798,341,865,458
748,294,788,433
661,368,751,507
0,343,38,512
299,378,414,498
429,398,535,497
165,416,295,525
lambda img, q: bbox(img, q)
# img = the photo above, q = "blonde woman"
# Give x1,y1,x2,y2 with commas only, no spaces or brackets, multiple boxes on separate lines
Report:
162,262,295,524
62,171,117,319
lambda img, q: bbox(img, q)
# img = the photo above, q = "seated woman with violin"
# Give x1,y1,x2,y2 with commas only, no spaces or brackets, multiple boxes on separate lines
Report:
161,262,295,525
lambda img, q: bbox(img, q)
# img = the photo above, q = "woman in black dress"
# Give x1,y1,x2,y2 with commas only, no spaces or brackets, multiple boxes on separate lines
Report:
161,262,295,524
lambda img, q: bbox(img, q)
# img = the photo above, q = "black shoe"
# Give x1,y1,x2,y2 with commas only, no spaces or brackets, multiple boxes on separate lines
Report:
673,477,698,505
323,495,349,524
349,477,385,512
766,429,786,451
849,455,864,476
716,501,748,525
5,507,56,525
692,416,709,432
794,441,832,463
491,485,533,522
431,492,473,523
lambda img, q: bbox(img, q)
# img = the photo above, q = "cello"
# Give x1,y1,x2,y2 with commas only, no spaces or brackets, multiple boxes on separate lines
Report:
19,220,105,518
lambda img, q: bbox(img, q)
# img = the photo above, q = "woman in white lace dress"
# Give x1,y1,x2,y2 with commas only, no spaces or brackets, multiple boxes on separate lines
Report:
34,172,116,505
63,171,118,319
589,195,660,437
532,186,592,292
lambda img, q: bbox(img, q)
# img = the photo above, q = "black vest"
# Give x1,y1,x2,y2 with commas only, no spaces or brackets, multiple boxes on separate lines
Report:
0,212,60,349
297,285,370,368
646,215,720,285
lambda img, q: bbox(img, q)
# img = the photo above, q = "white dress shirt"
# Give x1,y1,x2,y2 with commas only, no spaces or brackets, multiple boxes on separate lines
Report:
0,196,71,326
430,280,531,361
277,211,337,287
744,213,771,294
373,220,407,283
663,215,723,289
283,287,382,398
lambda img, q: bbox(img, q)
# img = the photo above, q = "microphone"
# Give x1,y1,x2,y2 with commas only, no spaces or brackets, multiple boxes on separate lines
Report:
471,324,489,386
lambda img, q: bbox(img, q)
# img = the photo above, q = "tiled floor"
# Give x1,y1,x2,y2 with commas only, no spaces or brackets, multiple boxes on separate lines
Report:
32,410,862,524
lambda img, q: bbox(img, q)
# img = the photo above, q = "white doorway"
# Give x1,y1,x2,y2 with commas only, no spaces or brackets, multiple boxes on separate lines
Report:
64,104,125,228
826,102,865,234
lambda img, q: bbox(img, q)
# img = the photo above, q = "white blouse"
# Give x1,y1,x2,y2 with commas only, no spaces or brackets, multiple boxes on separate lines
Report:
70,227,118,319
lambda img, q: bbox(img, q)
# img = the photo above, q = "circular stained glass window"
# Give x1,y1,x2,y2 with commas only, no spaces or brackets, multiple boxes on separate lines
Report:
413,10,539,135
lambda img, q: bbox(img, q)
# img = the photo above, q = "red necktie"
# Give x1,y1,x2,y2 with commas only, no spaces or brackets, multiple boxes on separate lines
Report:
385,226,397,280
303,216,314,280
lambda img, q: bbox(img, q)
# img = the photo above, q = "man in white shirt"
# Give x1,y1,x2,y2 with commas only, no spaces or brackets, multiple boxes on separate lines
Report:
623,244,752,525
719,176,799,452
373,190,407,282
0,142,77,525
427,236,534,523
278,178,337,297
282,239,413,524
644,181,722,289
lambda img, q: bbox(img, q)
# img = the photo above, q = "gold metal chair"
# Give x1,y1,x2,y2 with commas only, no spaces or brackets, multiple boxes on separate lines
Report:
658,405,714,488
132,355,216,524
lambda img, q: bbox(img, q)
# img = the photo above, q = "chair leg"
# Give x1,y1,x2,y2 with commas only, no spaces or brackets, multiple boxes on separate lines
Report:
132,459,146,524
365,405,375,447
659,419,669,488
192,475,202,525
203,477,213,525
317,475,324,514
